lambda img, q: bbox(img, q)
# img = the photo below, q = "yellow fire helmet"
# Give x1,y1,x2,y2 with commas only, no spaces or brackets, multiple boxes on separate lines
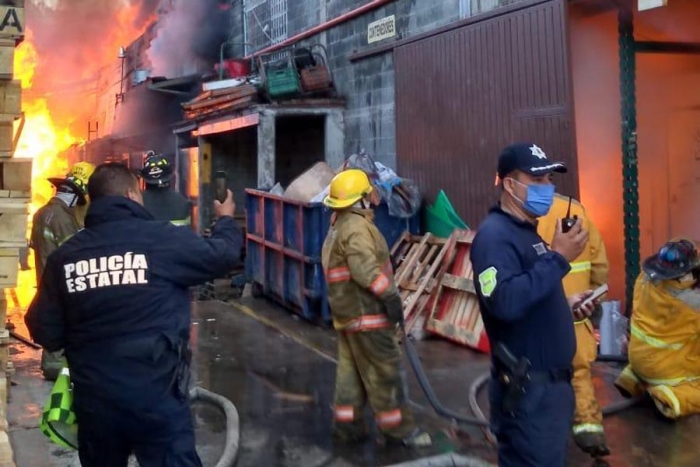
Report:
323,169,373,210
49,162,96,197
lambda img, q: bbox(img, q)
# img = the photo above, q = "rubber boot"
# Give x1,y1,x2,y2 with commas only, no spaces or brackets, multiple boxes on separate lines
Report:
614,366,645,399
386,428,432,447
573,431,611,458
647,385,681,420
332,420,370,444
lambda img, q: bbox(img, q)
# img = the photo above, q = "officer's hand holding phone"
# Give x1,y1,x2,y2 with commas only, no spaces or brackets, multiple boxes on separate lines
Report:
214,189,235,218
551,217,588,262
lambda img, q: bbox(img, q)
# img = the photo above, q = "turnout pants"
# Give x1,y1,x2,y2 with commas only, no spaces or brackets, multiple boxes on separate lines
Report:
572,319,605,435
74,391,201,467
333,328,417,440
490,377,575,467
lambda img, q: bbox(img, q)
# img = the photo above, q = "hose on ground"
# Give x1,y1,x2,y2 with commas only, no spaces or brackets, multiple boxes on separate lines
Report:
402,330,643,443
402,333,490,428
189,387,240,467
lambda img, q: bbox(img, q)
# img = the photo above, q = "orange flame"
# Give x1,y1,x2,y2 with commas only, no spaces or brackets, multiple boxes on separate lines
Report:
9,8,155,309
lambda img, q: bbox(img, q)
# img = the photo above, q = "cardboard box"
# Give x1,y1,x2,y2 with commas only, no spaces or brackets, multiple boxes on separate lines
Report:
0,158,31,190
0,248,18,288
0,41,13,79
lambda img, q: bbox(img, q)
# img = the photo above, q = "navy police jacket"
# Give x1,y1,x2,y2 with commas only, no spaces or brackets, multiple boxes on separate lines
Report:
25,196,242,408
471,205,576,372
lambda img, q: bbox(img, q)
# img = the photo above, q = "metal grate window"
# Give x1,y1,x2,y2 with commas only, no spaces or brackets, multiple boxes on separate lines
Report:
244,0,288,55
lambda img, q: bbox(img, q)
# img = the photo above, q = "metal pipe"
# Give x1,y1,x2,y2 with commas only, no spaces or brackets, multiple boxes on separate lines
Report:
245,0,394,59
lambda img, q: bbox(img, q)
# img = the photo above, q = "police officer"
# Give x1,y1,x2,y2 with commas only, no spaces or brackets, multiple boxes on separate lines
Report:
25,163,242,467
470,142,597,466
139,151,192,226
31,161,95,380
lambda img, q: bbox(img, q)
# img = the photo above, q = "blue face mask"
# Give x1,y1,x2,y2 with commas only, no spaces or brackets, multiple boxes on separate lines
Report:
509,179,555,217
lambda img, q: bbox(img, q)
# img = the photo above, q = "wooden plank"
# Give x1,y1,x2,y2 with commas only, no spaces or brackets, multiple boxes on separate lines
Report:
0,158,31,190
0,428,15,467
403,234,455,330
0,189,29,198
441,273,475,293
0,199,26,245
0,80,20,114
0,248,18,288
0,41,13,79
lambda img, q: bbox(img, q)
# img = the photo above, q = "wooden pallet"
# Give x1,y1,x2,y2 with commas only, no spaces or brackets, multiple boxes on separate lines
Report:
425,230,490,352
391,233,456,333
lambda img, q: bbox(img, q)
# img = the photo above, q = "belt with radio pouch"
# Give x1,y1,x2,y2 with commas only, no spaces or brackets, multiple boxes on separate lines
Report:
493,343,572,415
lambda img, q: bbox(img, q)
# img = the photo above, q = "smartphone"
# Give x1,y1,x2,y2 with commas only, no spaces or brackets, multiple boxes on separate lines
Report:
215,170,227,203
578,284,609,309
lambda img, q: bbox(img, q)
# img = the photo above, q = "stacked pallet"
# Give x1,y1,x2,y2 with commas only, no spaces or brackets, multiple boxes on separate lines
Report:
0,2,25,465
182,84,259,122
391,229,490,353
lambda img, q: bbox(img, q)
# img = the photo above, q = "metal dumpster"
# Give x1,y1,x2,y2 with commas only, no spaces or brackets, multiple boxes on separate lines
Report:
245,189,420,324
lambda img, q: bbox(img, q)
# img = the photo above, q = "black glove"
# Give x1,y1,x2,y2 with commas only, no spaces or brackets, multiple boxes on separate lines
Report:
382,293,404,325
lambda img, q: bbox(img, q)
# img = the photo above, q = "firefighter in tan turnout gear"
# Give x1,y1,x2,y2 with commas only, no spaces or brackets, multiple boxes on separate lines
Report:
30,161,96,381
615,239,700,420
538,193,611,458
321,169,431,447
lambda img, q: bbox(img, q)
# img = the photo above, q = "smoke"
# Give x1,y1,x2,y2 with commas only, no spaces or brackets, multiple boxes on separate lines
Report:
147,0,230,78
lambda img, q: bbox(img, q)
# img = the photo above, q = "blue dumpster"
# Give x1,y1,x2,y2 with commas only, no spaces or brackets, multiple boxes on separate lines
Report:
245,189,420,324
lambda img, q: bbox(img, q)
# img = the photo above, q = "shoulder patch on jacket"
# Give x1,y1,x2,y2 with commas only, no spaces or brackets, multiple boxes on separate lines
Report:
478,267,498,298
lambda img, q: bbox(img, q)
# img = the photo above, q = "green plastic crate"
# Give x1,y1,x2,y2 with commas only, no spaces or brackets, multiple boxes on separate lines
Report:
265,67,301,99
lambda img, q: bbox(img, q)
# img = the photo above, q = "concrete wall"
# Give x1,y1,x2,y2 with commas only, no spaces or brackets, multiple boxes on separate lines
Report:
232,0,527,169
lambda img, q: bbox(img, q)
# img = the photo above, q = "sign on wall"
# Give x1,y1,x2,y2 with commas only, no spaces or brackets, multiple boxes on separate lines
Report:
638,0,668,11
0,6,23,38
368,15,396,44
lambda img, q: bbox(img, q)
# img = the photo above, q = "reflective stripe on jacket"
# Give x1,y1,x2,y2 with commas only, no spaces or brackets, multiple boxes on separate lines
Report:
537,194,609,296
629,273,700,385
30,198,81,284
321,209,396,331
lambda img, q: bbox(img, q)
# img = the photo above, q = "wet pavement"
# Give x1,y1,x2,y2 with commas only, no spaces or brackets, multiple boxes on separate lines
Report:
5,296,700,466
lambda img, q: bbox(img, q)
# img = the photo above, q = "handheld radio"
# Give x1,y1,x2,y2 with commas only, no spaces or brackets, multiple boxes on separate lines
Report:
561,196,578,234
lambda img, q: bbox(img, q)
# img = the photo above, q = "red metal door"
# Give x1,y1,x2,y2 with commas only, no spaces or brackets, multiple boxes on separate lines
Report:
395,0,577,226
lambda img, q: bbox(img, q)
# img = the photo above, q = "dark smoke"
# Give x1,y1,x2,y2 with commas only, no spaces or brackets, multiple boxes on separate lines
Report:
147,0,230,78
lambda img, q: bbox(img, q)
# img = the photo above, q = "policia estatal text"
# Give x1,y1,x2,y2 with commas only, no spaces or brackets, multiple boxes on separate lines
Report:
26,163,242,467
470,143,596,466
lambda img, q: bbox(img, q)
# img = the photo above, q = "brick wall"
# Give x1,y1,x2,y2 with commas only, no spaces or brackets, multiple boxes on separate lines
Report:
233,0,527,169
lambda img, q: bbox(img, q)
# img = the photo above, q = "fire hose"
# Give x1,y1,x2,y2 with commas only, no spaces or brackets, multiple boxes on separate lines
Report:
189,386,241,467
400,325,644,442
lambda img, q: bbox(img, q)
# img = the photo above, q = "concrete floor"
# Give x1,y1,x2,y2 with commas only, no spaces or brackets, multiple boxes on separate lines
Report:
6,297,700,466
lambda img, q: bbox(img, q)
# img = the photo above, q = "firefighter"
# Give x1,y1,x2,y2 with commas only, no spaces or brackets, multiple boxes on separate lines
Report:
615,239,700,420
25,162,242,466
139,151,192,226
538,193,610,458
321,169,431,447
30,161,95,381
